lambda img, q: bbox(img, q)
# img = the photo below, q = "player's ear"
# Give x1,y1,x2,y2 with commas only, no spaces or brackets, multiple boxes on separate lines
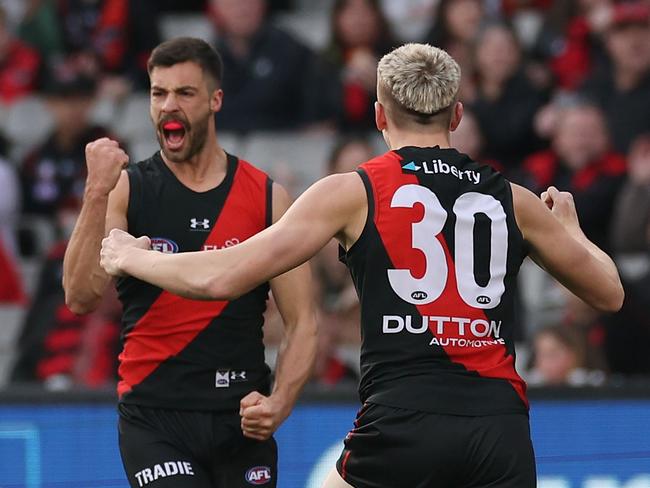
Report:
449,101,463,132
210,88,224,113
375,101,388,132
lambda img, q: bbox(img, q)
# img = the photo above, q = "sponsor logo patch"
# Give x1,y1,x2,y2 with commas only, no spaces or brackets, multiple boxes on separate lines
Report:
402,159,481,184
203,237,240,251
215,370,248,388
150,237,179,254
190,218,210,230
245,466,272,485
133,461,194,487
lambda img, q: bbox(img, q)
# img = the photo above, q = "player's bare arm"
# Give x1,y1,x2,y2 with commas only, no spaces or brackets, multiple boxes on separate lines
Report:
512,183,624,312
100,171,368,299
239,183,318,441
62,138,129,314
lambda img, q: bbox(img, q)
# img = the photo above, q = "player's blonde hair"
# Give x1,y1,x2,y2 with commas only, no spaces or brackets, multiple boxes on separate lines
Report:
377,43,460,118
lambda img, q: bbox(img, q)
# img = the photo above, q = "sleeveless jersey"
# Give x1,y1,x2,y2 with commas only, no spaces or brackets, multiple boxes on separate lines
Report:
341,146,529,416
116,152,273,411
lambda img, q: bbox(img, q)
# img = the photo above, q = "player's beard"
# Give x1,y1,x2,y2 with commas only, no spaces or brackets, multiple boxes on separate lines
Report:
157,109,211,163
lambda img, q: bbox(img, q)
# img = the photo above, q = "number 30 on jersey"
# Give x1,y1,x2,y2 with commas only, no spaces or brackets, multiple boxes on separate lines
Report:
388,184,508,309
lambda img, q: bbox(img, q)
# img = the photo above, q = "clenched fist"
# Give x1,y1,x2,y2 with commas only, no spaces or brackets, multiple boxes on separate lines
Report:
541,186,581,234
100,229,151,277
239,391,291,441
85,138,129,196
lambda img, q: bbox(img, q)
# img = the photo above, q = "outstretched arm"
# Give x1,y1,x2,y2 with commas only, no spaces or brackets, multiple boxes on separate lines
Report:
239,183,318,441
512,184,624,312
101,172,368,300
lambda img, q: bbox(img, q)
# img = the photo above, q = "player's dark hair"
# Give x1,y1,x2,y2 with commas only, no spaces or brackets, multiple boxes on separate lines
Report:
147,37,223,88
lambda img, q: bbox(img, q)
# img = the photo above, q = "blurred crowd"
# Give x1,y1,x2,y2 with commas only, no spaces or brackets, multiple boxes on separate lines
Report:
0,0,649,391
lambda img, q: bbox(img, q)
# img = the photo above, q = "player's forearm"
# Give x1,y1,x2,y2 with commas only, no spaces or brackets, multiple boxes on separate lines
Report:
119,246,243,300
271,314,318,411
63,192,111,314
569,228,624,311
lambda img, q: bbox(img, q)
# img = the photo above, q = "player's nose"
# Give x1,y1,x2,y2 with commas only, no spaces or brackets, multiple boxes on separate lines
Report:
161,93,180,112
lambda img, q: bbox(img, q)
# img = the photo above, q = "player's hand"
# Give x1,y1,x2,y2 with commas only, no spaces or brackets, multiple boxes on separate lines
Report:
540,186,582,235
239,391,290,441
100,229,151,277
85,137,129,196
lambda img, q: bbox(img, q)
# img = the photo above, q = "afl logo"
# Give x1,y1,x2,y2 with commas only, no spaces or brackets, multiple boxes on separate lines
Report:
150,238,179,254
245,466,272,485
477,295,491,305
411,291,428,301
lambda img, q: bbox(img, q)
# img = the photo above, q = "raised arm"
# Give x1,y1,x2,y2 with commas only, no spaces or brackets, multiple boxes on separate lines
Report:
100,171,368,300
63,138,129,314
512,184,624,312
239,183,318,441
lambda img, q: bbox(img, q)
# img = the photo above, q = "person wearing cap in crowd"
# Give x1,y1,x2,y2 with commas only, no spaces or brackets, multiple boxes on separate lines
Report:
20,64,120,219
581,1,650,153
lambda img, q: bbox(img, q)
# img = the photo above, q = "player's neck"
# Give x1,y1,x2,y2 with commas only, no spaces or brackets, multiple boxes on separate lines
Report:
161,132,228,192
385,129,451,151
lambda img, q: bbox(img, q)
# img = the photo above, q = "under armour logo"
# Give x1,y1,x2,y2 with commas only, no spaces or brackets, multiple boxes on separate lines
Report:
190,218,210,230
231,371,246,380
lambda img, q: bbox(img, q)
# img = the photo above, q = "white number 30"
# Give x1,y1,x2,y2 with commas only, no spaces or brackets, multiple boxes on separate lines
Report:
387,185,508,309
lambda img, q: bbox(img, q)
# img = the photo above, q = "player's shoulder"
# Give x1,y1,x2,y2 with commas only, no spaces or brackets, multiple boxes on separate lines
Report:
127,151,163,175
307,172,367,208
509,182,548,233
232,155,271,183
510,182,540,207
359,150,401,171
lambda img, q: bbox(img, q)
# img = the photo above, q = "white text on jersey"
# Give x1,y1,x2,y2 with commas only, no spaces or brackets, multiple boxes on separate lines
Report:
134,461,194,487
404,160,481,184
382,315,502,338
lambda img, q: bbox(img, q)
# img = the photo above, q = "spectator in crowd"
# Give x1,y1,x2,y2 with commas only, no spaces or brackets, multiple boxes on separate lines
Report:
311,137,373,385
13,0,62,61
425,0,483,86
318,0,396,130
0,134,25,304
534,0,612,91
520,102,626,252
500,0,554,17
17,0,160,93
602,133,650,378
209,0,320,131
0,235,25,304
0,4,40,104
468,22,546,171
0,134,20,255
610,133,650,257
20,65,118,218
380,0,438,43
602,274,650,377
11,198,121,389
450,108,504,172
528,323,605,386
581,1,650,153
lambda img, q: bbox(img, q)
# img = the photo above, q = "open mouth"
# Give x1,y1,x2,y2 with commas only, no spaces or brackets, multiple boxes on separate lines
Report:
162,120,187,151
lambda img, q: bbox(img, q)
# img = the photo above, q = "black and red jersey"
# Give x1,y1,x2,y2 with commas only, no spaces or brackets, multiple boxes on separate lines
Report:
341,146,529,416
116,152,273,411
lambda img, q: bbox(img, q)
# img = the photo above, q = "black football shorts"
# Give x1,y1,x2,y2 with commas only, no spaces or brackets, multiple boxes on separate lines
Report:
118,403,277,488
336,402,536,488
